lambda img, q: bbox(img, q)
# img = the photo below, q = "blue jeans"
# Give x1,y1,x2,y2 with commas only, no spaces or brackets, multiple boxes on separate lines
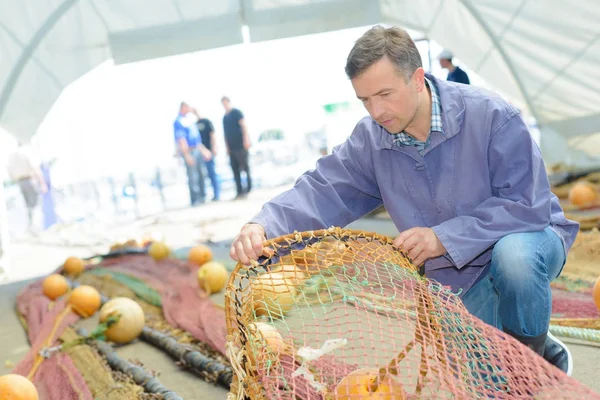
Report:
205,158,220,200
461,226,566,338
184,149,206,205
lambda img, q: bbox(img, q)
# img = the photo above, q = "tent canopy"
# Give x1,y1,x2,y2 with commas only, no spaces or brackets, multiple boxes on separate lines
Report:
2,0,600,166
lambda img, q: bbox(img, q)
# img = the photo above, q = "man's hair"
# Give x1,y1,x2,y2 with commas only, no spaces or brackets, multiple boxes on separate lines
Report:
221,96,230,102
345,25,423,81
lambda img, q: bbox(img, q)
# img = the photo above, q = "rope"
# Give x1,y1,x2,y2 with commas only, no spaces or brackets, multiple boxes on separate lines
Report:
27,304,74,380
226,341,247,400
549,325,600,343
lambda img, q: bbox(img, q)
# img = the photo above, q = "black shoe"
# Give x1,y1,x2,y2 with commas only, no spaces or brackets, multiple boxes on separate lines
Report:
545,332,573,376
504,328,547,356
504,328,573,376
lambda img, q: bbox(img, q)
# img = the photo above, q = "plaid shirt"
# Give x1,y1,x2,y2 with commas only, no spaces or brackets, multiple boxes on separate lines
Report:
392,77,443,154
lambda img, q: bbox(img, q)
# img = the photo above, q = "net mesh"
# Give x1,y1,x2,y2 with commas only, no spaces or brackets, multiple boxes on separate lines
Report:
13,251,230,398
225,227,600,400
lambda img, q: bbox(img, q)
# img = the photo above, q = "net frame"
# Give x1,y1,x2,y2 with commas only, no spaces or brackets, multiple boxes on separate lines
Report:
224,227,600,400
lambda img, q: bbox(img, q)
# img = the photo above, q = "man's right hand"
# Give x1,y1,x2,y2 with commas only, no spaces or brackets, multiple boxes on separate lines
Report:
184,154,195,166
230,223,267,265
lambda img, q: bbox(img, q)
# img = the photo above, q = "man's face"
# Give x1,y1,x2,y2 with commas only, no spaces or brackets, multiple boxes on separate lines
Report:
222,99,230,111
439,58,451,69
181,103,191,115
351,56,422,134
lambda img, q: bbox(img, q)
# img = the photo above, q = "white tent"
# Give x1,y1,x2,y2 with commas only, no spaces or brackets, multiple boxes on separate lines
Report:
1,0,600,167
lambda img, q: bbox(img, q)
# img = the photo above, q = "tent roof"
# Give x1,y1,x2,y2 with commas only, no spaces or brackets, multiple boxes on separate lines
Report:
2,0,600,164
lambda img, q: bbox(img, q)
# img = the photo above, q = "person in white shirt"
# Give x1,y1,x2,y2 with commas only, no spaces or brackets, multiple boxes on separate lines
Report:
6,143,47,229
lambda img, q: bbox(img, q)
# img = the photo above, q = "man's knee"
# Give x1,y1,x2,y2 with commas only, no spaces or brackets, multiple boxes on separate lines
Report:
490,232,543,288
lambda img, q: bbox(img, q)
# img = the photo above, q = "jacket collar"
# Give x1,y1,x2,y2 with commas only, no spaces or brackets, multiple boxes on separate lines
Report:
379,73,466,150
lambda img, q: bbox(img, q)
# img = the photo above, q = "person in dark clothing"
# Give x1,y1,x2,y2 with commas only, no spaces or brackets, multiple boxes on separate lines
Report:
193,109,221,201
221,96,252,199
438,49,470,85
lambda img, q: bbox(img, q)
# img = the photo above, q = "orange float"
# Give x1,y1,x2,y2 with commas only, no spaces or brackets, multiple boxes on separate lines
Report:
68,285,102,317
188,244,213,267
568,182,597,207
0,374,39,400
63,256,85,276
334,368,407,400
593,276,600,311
41,274,70,300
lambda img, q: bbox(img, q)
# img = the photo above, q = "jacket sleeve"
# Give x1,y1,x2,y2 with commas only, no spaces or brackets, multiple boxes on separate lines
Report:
249,122,383,239
431,112,554,268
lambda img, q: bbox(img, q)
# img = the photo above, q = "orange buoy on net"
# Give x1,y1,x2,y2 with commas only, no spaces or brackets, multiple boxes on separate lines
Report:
568,182,598,207
593,276,600,311
0,373,39,400
41,274,70,300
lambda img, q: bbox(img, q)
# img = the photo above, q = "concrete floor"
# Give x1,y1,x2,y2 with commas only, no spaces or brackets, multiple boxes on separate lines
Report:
1,186,599,398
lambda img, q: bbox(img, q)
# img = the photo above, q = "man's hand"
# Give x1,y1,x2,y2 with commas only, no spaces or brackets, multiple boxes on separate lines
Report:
243,138,251,151
393,227,446,267
201,148,212,162
184,154,195,166
230,223,268,265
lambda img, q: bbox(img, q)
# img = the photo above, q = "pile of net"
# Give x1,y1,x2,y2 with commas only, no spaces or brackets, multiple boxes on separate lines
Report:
12,249,232,399
225,227,600,399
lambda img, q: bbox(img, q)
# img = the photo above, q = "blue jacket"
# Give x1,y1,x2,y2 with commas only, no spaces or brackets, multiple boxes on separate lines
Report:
250,74,579,296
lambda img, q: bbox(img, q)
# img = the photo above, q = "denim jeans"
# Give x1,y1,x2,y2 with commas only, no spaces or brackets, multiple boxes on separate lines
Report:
205,158,221,200
461,226,566,338
184,148,206,205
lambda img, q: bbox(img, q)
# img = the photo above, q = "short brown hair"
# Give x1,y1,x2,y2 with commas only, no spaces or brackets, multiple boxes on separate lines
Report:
345,25,422,81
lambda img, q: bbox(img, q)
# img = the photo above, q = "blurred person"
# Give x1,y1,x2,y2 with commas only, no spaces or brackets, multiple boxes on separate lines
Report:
193,108,221,201
229,25,577,375
221,96,252,199
438,49,470,85
174,102,212,206
7,142,47,231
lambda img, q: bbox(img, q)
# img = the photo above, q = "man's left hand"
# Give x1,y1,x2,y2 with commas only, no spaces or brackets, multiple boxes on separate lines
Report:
393,227,446,267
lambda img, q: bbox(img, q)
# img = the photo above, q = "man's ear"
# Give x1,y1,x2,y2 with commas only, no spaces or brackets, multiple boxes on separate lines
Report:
412,67,426,91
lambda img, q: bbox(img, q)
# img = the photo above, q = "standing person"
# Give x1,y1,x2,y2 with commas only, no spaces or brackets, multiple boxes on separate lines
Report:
229,25,577,375
193,108,221,201
6,142,47,231
221,96,251,199
438,49,470,85
173,102,212,206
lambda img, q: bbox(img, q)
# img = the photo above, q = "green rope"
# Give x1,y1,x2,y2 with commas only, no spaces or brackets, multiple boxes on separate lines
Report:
549,325,600,343
87,268,162,307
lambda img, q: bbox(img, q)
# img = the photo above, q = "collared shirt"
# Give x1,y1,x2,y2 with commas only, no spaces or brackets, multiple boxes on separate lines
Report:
7,147,37,181
173,113,202,148
392,77,443,155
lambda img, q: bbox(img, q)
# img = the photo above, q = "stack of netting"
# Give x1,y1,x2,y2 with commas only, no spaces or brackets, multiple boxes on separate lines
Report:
12,249,233,399
225,227,600,400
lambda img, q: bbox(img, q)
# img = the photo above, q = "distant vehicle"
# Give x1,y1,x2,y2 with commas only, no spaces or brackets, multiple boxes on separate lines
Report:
251,128,300,165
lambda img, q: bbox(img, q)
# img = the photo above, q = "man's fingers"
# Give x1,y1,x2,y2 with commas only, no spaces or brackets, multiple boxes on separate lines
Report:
251,232,266,256
408,244,424,262
394,228,416,249
229,241,239,261
235,241,250,265
241,235,259,261
404,235,423,252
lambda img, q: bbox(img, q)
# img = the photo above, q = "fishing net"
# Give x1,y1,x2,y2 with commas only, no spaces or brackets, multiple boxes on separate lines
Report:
12,249,232,398
225,227,600,400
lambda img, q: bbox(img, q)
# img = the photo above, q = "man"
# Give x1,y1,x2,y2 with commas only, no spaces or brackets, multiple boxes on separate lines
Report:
173,102,212,206
221,96,252,199
229,26,578,375
7,142,47,231
438,49,470,85
193,108,221,201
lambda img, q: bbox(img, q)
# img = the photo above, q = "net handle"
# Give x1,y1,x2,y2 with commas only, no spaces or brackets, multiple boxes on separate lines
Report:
223,226,414,399
224,226,410,339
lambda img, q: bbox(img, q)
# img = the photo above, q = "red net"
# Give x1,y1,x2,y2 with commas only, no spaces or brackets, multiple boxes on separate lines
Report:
225,228,600,400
